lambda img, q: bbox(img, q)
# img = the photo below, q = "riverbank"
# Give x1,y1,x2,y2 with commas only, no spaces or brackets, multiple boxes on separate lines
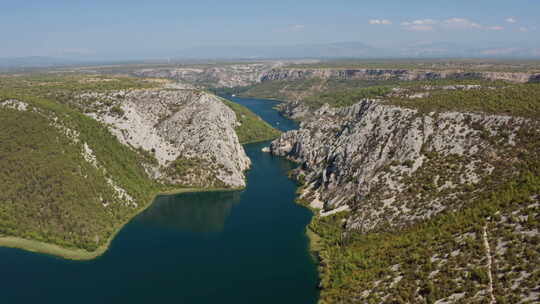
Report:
0,93,281,261
1,95,320,304
0,187,239,260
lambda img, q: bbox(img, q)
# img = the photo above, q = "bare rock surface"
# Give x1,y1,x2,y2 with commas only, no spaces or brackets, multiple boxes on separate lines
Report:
133,62,284,88
78,89,250,188
261,68,540,83
270,99,529,232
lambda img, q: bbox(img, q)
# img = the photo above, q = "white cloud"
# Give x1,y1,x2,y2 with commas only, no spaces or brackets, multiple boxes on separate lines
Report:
442,18,482,30
401,19,437,31
402,19,438,26
505,17,517,23
369,19,392,25
405,25,435,32
401,17,510,32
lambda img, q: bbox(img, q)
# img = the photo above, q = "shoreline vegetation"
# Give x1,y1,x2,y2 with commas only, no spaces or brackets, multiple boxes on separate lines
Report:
0,74,280,261
0,186,241,260
219,96,282,144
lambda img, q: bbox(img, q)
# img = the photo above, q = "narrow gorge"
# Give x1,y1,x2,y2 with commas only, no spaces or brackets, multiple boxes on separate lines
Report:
2,63,539,303
265,82,540,302
1,76,320,303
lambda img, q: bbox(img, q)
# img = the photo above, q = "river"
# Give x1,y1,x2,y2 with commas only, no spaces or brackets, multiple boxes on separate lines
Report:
0,96,319,304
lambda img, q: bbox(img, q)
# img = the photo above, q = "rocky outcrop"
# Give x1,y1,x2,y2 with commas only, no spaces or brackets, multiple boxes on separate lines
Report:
270,100,530,232
261,68,540,83
275,101,312,120
134,63,284,88
134,65,540,93
78,89,250,188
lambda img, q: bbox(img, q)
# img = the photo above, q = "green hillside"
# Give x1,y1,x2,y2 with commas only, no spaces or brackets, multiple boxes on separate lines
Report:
0,74,273,259
221,97,281,144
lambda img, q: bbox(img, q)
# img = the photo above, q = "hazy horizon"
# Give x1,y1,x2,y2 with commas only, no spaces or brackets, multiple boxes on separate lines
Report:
2,1,540,62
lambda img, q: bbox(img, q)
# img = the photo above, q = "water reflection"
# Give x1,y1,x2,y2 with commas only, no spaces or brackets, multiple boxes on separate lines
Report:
136,190,242,234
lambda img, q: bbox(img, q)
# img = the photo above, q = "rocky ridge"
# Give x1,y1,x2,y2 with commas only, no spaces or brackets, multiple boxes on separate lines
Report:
270,99,530,232
77,89,251,188
133,62,284,88
269,97,540,302
132,65,540,95
261,68,540,84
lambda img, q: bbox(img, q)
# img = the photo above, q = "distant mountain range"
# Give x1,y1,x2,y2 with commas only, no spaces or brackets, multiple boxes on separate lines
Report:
174,41,540,59
1,41,539,69
0,56,81,68
175,42,377,59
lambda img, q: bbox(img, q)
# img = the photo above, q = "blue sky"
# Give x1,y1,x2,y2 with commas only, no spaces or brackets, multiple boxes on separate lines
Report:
1,0,539,58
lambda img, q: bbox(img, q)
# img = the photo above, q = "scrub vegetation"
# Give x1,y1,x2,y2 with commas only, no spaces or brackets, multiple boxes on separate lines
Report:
387,82,540,119
0,94,161,253
220,97,281,144
0,73,270,259
284,58,540,72
240,79,397,106
298,82,540,303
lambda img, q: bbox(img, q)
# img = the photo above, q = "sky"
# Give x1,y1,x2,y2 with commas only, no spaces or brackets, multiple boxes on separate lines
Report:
1,0,539,59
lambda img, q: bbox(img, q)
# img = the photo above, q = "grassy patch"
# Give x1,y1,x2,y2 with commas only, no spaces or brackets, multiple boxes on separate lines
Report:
220,97,281,144
386,82,540,118
302,85,392,108
239,79,397,108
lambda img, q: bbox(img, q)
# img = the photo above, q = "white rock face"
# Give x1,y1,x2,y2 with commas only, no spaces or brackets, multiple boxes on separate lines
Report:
134,62,285,88
261,68,540,83
80,89,251,188
0,99,29,111
271,99,528,232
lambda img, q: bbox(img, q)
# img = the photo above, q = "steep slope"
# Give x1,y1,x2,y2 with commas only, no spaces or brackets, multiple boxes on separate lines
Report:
269,83,540,303
0,74,279,259
272,100,527,230
76,89,251,188
0,97,160,255
220,97,281,144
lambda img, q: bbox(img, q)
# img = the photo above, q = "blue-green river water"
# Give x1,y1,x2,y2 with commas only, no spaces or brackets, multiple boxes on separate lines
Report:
0,97,319,303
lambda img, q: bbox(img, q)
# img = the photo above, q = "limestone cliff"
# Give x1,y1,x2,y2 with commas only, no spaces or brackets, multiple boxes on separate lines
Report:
267,80,540,302
261,68,540,83
133,63,283,88
270,99,532,231
77,89,251,188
